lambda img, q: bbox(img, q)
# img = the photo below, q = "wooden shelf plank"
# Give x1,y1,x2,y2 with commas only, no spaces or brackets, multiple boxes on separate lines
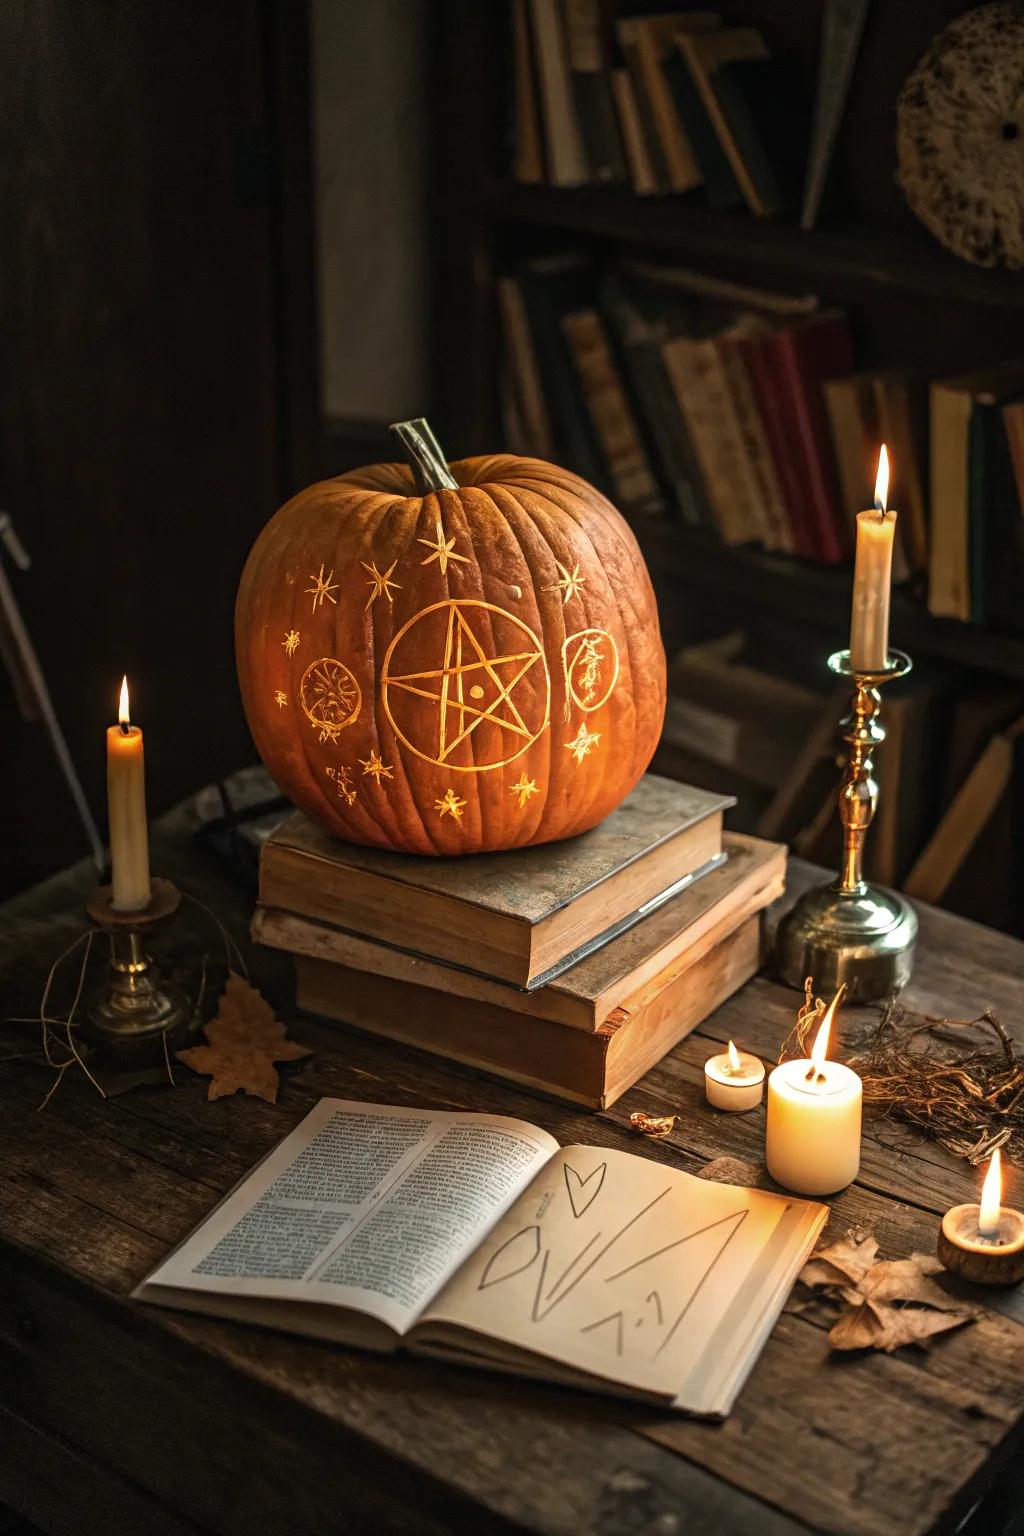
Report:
483,179,1024,312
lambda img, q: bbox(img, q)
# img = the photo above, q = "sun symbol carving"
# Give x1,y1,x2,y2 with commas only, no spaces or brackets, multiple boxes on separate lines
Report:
380,599,551,773
362,559,401,611
305,564,339,612
562,628,619,716
435,787,467,822
325,765,356,805
359,749,393,783
566,721,601,764
274,690,288,708
283,630,300,656
418,517,469,576
299,657,362,743
509,771,539,809
545,559,586,605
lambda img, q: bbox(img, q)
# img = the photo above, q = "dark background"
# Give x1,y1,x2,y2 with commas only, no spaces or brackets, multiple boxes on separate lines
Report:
2,0,1019,900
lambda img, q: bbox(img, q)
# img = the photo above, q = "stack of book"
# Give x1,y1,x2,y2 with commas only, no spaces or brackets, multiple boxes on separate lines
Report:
514,2,808,214
253,774,786,1108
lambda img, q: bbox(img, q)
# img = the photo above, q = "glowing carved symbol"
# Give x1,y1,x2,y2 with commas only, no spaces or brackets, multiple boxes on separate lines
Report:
305,564,339,612
418,517,469,576
362,559,401,611
359,749,393,783
283,630,300,656
545,558,586,605
381,600,551,773
274,690,288,709
509,772,538,809
566,721,601,764
435,787,466,822
300,657,362,743
562,628,619,715
325,765,356,805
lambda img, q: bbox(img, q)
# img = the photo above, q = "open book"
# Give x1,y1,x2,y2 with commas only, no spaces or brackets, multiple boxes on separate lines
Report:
136,1099,826,1417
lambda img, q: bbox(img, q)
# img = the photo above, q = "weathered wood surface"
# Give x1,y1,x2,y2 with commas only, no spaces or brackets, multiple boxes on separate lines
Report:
2,796,1024,1536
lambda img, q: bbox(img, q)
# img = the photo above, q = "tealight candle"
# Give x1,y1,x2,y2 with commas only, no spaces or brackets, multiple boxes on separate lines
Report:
765,986,862,1196
937,1149,1024,1287
704,1040,765,1112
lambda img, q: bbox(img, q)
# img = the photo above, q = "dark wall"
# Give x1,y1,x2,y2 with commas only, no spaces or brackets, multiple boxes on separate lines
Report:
0,0,320,898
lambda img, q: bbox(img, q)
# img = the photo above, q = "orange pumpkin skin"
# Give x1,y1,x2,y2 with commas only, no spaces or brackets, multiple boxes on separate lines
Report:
235,445,666,855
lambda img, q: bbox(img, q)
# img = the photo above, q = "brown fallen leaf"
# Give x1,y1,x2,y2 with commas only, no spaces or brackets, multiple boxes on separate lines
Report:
177,972,312,1103
629,1111,677,1139
800,1229,879,1289
802,1227,978,1353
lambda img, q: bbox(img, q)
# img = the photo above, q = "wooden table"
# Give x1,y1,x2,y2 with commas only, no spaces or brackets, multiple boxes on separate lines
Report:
3,790,1024,1536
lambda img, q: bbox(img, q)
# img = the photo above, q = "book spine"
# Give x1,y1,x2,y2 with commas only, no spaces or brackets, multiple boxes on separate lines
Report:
562,309,664,514
928,384,972,621
772,323,852,564
968,401,992,626
631,23,702,193
529,0,590,185
661,337,757,545
512,0,546,183
519,264,608,489
661,48,741,210
716,335,794,552
616,23,669,191
609,67,658,195
561,0,626,183
497,276,556,458
736,331,816,558
800,0,870,230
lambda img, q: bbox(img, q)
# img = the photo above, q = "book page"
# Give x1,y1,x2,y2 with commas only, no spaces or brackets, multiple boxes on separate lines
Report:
138,1098,557,1335
418,1145,822,1402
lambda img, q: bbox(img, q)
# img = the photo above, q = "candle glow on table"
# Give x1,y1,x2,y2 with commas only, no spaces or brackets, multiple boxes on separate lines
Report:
107,675,152,912
765,987,863,1196
704,1039,765,1111
938,1147,1024,1286
849,445,897,674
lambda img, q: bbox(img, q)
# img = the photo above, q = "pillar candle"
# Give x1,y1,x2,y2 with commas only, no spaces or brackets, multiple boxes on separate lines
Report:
849,445,897,673
107,675,151,911
765,988,862,1196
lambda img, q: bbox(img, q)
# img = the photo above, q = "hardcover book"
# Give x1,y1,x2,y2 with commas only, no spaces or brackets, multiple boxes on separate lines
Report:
258,774,732,989
137,1098,826,1417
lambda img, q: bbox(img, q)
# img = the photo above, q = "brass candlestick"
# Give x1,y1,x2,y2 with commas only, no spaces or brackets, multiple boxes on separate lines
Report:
775,648,918,1002
82,878,199,1064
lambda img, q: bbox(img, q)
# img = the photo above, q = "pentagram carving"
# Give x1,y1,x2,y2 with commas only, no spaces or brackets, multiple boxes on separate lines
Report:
299,657,362,743
562,628,619,714
381,599,551,772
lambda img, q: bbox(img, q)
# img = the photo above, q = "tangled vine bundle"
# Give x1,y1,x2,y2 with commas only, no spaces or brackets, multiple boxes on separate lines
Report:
781,981,1024,1165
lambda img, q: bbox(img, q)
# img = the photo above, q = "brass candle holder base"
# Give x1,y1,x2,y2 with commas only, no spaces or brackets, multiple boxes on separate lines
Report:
775,649,918,1003
82,878,199,1065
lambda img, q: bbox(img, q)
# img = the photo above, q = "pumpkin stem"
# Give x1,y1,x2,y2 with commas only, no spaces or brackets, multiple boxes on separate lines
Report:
389,418,459,495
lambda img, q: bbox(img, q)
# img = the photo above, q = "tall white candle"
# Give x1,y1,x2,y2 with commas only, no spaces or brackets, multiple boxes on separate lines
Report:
849,445,897,673
765,988,862,1196
107,675,151,911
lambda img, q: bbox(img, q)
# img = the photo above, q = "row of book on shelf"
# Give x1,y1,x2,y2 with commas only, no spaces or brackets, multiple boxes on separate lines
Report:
498,253,1024,628
514,2,830,218
655,628,1024,938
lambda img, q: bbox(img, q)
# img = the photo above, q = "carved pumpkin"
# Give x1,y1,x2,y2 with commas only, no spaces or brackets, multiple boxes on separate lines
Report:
235,419,666,855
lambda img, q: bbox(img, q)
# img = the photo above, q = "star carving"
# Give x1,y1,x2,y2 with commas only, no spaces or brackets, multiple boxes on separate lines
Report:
359,749,394,783
282,630,300,655
274,690,288,708
362,559,401,611
418,517,469,576
565,721,601,764
545,559,586,605
305,564,339,612
435,787,467,822
509,771,539,808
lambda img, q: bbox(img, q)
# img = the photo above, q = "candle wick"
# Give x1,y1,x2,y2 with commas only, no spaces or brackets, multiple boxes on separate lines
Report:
120,721,130,736
804,1064,815,1081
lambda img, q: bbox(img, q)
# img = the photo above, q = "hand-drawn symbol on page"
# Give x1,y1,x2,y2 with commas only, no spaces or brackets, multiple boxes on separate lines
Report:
381,599,551,772
562,629,619,716
300,657,362,743
564,1161,606,1219
478,1224,542,1290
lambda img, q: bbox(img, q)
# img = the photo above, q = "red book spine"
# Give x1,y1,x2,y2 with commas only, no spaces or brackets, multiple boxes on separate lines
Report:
774,319,852,565
738,332,816,558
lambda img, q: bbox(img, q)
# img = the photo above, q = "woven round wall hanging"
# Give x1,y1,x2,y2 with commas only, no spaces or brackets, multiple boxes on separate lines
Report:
897,1,1024,268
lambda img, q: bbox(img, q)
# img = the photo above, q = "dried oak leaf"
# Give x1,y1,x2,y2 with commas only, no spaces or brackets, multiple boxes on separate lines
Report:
800,1229,879,1289
177,971,312,1103
830,1297,973,1354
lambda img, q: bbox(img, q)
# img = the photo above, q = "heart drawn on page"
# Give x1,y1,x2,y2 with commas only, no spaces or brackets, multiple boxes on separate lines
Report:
564,1160,606,1219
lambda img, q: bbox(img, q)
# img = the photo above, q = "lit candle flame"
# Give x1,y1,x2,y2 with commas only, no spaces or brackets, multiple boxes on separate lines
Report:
810,984,847,1075
118,675,131,729
727,1040,741,1073
979,1147,1003,1237
874,444,889,516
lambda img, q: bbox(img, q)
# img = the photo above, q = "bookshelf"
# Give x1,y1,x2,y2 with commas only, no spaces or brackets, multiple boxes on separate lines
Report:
433,0,1024,931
